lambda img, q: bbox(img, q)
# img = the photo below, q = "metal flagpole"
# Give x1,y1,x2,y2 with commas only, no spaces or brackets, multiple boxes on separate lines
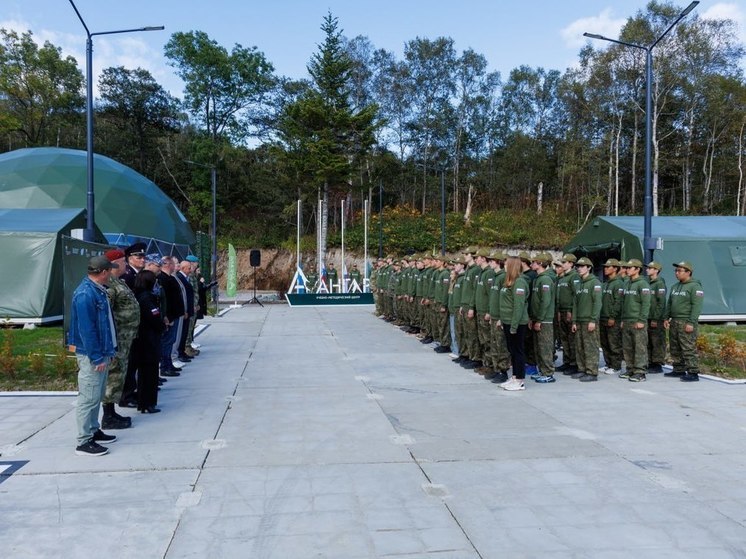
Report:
317,198,322,273
296,199,301,272
341,199,345,293
364,199,369,291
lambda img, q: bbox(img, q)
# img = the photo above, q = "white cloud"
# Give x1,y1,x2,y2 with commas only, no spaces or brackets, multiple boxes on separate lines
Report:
0,17,182,98
560,8,626,49
701,2,746,44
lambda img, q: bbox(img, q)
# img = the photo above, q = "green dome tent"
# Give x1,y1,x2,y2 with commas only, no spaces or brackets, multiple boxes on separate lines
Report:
0,147,195,255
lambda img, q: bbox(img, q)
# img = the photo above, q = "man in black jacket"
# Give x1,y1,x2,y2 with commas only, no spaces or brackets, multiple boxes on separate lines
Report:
175,260,195,362
158,256,185,376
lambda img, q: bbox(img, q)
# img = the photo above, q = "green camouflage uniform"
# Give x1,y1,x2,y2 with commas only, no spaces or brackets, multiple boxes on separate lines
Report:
475,265,495,366
647,275,667,366
572,273,603,376
434,267,451,347
460,262,482,360
529,269,556,376
600,274,624,371
450,272,466,354
666,277,704,374
556,268,581,368
186,273,199,346
621,275,651,375
488,269,511,372
104,275,140,404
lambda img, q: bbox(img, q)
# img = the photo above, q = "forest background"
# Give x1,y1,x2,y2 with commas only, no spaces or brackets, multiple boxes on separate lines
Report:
1,1,745,257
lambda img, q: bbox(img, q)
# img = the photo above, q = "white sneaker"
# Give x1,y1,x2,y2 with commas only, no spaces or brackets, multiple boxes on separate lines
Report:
449,353,459,359
190,342,201,349
502,378,525,391
604,367,618,375
172,359,186,368
598,366,608,374
497,376,515,388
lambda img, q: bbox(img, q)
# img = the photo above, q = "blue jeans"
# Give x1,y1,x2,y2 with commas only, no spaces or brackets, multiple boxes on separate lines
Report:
160,320,179,370
76,355,109,446
449,315,460,356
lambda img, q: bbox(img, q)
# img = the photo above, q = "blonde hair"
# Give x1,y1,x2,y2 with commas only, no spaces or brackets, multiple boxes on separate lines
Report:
504,257,522,287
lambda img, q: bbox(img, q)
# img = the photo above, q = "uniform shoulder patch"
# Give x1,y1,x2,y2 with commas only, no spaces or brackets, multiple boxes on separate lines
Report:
593,285,601,292
695,290,704,297
641,288,650,294
542,284,550,291
516,288,526,296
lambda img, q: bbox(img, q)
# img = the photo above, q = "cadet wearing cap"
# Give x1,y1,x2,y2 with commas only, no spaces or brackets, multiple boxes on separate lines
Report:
101,249,140,429
474,248,495,374
571,257,602,381
599,258,624,375
122,242,147,289
458,247,482,369
555,253,580,375
664,261,704,382
619,259,651,382
69,256,119,455
529,253,556,382
646,261,667,374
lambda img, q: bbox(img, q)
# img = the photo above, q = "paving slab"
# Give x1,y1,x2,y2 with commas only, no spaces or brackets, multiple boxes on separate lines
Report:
1,304,746,558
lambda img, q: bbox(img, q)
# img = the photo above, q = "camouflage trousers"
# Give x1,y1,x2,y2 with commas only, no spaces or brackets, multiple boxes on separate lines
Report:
575,323,600,376
647,321,667,365
490,319,511,372
455,312,466,356
103,333,135,404
532,322,555,376
186,315,196,345
462,312,481,361
622,322,648,375
600,320,623,370
557,312,576,366
669,319,699,374
476,314,492,365
436,307,450,347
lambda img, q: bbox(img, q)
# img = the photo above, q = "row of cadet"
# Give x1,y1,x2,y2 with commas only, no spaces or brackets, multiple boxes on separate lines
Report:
303,262,365,293
370,247,704,392
68,243,215,456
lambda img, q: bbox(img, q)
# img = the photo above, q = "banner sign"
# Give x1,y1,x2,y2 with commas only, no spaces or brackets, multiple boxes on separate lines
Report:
226,243,237,298
286,293,374,307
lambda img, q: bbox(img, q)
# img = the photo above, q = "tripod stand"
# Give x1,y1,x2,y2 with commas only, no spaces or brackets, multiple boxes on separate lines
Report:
248,265,263,306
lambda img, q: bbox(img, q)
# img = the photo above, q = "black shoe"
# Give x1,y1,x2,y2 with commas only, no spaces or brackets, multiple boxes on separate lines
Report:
483,370,499,380
433,346,450,353
571,371,586,379
75,440,108,456
119,399,138,408
177,354,192,362
562,367,579,376
664,370,685,377
681,372,700,382
579,374,598,382
139,406,161,414
647,364,664,374
461,360,479,370
161,370,181,377
628,373,647,382
491,371,509,384
92,429,117,444
555,363,570,372
420,336,434,344
452,356,466,363
101,415,130,430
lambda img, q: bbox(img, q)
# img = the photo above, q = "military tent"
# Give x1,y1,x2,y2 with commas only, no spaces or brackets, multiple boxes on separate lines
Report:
0,208,106,323
0,147,195,256
564,216,746,321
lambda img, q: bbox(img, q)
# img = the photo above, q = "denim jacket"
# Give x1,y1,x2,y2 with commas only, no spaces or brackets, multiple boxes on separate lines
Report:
69,277,117,365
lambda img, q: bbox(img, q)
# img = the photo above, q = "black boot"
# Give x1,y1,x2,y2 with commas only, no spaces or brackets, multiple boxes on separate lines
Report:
102,403,130,429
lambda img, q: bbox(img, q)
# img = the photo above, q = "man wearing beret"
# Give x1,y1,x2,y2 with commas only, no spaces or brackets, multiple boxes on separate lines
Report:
69,256,118,455
664,261,704,382
101,249,140,428
620,259,651,382
121,242,146,289
646,261,667,374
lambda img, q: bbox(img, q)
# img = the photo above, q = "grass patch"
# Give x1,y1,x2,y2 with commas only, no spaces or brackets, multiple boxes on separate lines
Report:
0,326,77,391
698,324,746,379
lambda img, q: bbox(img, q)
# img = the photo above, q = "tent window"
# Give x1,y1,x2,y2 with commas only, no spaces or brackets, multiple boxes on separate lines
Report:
729,246,746,266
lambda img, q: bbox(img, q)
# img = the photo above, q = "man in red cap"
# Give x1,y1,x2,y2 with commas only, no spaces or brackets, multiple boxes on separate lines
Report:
103,248,140,425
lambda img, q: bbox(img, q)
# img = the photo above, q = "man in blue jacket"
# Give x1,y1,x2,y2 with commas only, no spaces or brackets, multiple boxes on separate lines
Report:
69,255,119,456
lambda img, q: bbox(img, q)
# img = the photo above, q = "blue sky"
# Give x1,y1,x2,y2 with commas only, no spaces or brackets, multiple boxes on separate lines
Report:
3,1,744,98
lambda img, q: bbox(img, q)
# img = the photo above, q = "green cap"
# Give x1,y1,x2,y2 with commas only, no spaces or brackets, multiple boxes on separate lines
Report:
562,253,577,263
518,251,531,264
576,257,593,267
624,258,643,269
647,261,662,271
673,261,694,273
533,252,552,265
463,246,479,255
603,258,621,267
475,247,491,258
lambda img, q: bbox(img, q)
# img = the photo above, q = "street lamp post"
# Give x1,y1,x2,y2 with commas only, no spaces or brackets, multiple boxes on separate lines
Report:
68,0,164,242
584,1,698,265
185,161,219,314
439,168,447,256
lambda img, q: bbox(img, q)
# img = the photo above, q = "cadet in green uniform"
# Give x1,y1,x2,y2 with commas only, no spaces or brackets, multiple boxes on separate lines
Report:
664,261,704,382
620,259,651,382
459,247,482,368
529,253,556,383
556,253,580,375
646,261,667,373
431,257,451,352
449,258,466,359
599,258,624,375
488,251,511,383
474,249,495,374
497,257,530,391
306,266,319,294
102,249,140,429
571,257,602,381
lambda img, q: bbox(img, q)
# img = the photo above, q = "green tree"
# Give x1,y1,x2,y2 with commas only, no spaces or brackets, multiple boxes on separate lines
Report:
0,29,83,148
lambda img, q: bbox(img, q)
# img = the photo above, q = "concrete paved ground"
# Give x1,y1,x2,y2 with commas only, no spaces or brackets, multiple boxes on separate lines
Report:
1,304,746,558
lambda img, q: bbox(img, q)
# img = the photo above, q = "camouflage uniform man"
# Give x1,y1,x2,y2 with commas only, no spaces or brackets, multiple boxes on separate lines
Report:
487,251,511,384
599,259,624,375
571,257,602,382
529,253,557,383
433,257,452,353
620,259,651,382
555,254,581,375
646,261,667,373
349,264,362,291
459,247,482,368
184,255,200,357
102,249,140,429
474,249,495,374
664,261,704,382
